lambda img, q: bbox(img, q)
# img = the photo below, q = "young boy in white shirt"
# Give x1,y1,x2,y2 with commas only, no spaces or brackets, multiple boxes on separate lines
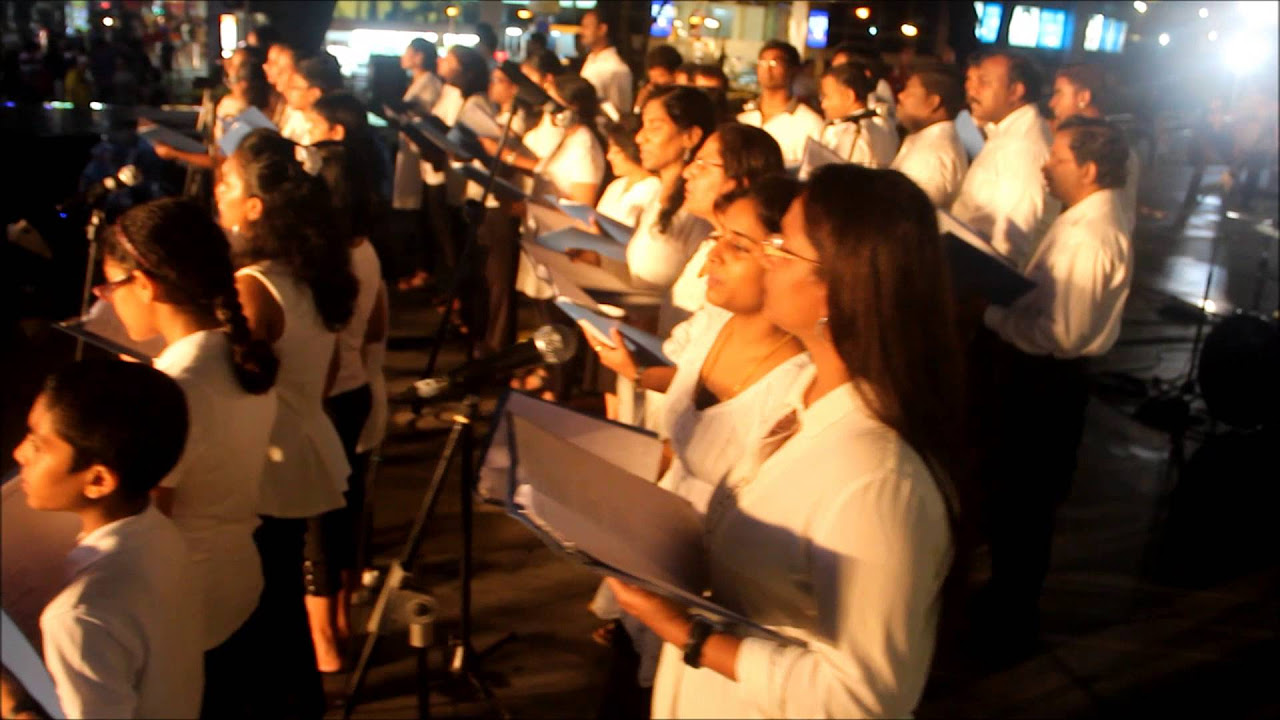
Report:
12,360,203,719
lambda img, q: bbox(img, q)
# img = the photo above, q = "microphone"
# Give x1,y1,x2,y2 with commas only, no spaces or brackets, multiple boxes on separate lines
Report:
81,165,143,206
412,324,579,399
828,108,880,126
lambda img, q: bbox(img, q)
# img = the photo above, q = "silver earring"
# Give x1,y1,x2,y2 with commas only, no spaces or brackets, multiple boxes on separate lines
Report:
682,148,693,163
816,316,829,336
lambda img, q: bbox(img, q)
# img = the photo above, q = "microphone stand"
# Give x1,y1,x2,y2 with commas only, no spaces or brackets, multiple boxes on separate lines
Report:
344,389,512,719
74,208,108,361
420,105,521,381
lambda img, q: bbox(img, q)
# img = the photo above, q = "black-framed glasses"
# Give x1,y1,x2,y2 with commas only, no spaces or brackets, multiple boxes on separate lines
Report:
760,234,822,266
688,156,725,172
92,275,135,300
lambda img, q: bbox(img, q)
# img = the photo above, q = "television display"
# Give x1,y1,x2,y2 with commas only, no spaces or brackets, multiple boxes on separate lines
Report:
1036,7,1071,50
1083,13,1127,53
1007,5,1040,48
974,2,1004,44
650,1,675,39
806,9,830,49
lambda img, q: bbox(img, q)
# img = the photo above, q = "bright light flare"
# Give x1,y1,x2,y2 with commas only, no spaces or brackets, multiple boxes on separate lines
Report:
1133,1,1148,13
102,16,115,27
703,17,721,30
1199,7,1210,19
1222,31,1274,75
869,26,878,36
1158,32,1171,46
855,7,871,20
900,23,919,37
505,26,523,37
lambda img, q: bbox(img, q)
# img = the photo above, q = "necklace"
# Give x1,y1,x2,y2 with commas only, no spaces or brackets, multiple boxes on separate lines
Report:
703,320,796,397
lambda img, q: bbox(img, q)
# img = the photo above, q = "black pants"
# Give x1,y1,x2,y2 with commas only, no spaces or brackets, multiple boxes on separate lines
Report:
202,593,267,718
305,384,374,596
253,516,325,718
480,208,522,355
978,332,1089,637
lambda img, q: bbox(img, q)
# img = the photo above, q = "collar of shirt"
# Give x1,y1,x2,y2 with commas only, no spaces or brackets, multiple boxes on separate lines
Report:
153,329,219,375
67,505,161,575
584,45,623,68
984,102,1042,141
778,364,880,440
913,118,957,143
1024,188,1123,271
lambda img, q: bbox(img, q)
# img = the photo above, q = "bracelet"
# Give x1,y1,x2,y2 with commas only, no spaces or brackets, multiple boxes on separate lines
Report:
683,615,715,669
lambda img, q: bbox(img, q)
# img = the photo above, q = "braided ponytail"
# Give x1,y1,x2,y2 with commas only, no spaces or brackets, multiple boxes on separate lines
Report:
214,286,279,395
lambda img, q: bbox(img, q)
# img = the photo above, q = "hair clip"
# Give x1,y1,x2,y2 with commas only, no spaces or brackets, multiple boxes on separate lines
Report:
294,144,323,176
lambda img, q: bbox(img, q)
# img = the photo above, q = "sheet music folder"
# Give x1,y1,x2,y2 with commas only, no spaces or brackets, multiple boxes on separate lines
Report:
497,409,804,647
937,210,1036,306
797,136,843,180
553,298,673,369
137,122,206,155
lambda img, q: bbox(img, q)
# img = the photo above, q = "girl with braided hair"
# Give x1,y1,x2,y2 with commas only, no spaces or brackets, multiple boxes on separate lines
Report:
99,196,279,716
216,127,356,708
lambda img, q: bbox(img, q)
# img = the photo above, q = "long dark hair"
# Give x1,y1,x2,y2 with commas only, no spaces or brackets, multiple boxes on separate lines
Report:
802,164,967,533
551,73,606,161
106,197,279,394
232,129,357,331
448,45,490,98
230,46,271,110
645,85,716,233
312,91,384,240
716,122,785,189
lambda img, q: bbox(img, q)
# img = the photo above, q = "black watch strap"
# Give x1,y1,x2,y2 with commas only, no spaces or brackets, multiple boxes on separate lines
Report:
683,615,715,669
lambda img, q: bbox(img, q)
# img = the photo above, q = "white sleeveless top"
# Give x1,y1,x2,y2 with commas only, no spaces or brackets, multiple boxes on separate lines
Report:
330,241,381,397
658,310,812,513
154,330,276,649
237,262,349,518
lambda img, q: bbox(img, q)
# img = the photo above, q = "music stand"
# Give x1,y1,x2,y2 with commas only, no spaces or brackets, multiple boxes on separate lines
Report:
74,209,109,361
343,394,513,719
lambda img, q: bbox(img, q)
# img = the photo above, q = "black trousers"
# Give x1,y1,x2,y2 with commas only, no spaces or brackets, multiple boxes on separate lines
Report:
977,331,1089,636
252,516,325,718
479,207,522,355
305,384,374,596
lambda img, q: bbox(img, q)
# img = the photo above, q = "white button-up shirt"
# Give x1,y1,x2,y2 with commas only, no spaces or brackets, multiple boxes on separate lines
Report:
154,330,276,650
818,116,899,168
652,364,952,718
392,71,444,210
984,188,1133,358
579,46,633,118
738,100,826,170
890,119,970,208
41,506,203,719
951,103,1059,270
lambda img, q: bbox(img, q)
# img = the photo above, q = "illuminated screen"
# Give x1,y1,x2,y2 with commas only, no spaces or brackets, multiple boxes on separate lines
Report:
1007,6,1040,48
974,2,1004,44
650,2,675,38
1036,8,1069,49
807,9,830,48
1083,14,1127,53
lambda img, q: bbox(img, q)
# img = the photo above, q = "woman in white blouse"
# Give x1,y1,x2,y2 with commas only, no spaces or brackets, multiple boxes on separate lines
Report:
216,128,357,714
596,114,661,228
498,73,606,205
100,197,279,717
610,164,966,718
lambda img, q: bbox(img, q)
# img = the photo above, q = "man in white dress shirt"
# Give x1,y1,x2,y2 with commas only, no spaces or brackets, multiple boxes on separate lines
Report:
951,52,1059,270
978,116,1133,661
1047,63,1141,233
817,62,899,168
891,62,969,207
737,41,824,170
13,361,203,719
578,9,633,121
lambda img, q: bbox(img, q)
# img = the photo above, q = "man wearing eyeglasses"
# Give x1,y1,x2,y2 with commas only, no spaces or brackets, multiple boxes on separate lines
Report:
737,41,824,171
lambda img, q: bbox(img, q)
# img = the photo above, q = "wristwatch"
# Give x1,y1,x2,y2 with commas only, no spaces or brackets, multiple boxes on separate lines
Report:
683,615,716,669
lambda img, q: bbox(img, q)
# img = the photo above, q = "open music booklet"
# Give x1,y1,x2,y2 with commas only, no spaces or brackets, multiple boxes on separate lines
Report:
553,297,673,370
797,136,844,181
936,209,1036,306
54,300,163,362
478,392,804,646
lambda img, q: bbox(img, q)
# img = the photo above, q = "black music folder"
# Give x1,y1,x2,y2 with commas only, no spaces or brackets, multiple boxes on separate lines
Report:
937,210,1036,306
487,405,804,646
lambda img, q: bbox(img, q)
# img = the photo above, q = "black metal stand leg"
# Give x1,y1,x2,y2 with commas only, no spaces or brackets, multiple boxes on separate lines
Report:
75,209,106,360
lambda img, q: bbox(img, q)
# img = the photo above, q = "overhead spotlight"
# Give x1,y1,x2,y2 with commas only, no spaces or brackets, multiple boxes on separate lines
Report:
1158,32,1171,46
102,16,115,26
900,23,919,37
516,8,533,20
444,5,459,18
855,7,871,20
1199,7,1209,19
869,25,878,36
505,26,522,37
1133,1,1148,13
688,14,703,26
1208,30,1218,41
703,17,721,30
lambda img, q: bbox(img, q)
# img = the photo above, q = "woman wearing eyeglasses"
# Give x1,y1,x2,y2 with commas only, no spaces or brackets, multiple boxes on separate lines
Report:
609,164,966,718
215,128,357,714
97,197,280,716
